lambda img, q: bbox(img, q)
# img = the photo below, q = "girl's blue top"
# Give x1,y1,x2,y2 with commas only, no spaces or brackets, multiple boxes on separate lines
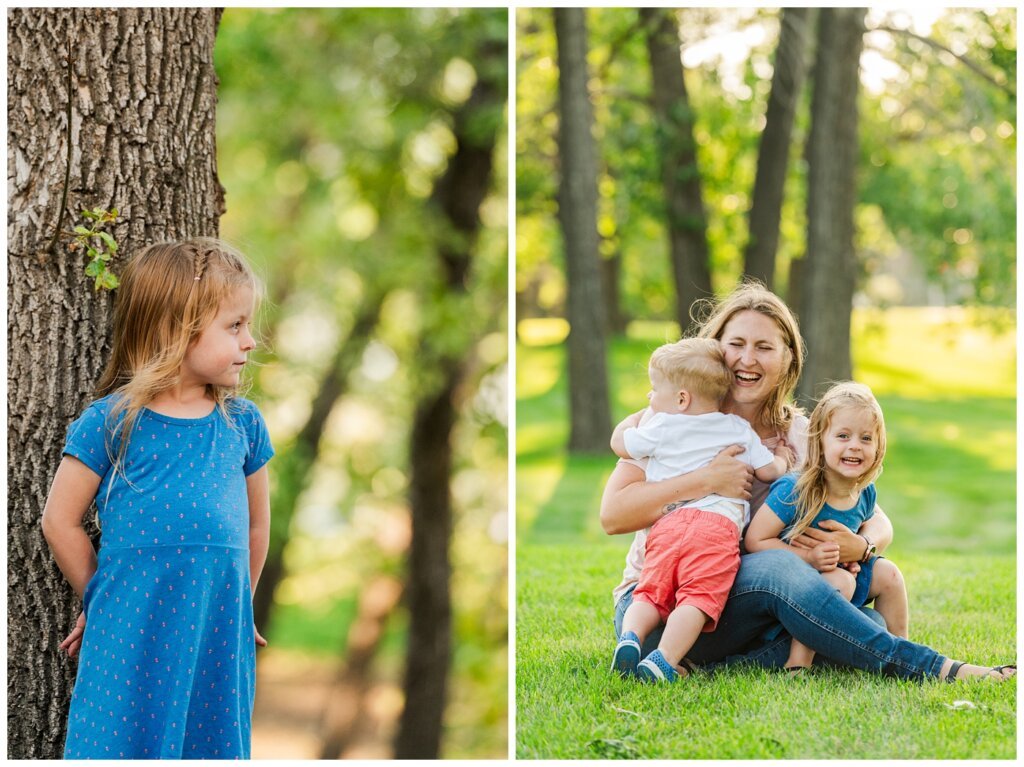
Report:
61,394,273,760
764,472,879,607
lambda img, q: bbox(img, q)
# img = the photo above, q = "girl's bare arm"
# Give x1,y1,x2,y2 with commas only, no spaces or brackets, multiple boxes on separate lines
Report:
599,445,753,535
746,504,840,572
246,465,271,595
790,506,894,561
41,457,102,598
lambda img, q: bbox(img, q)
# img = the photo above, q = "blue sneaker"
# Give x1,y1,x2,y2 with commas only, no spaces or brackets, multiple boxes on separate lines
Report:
637,649,679,683
611,631,641,677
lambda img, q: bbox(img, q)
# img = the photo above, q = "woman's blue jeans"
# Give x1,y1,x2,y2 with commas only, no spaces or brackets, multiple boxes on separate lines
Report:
614,549,946,680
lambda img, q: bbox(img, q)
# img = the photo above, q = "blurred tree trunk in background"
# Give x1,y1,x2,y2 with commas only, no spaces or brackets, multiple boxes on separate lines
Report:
795,7,865,408
319,574,404,758
252,291,385,634
7,8,222,758
744,7,815,290
393,35,507,759
553,8,612,452
600,247,628,335
641,7,712,334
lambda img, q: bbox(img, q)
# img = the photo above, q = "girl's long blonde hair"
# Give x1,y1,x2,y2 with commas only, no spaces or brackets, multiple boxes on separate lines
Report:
692,279,805,434
96,238,263,483
784,382,887,540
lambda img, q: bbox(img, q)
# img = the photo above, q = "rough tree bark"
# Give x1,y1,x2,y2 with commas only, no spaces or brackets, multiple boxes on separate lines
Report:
795,8,865,408
641,7,713,333
7,8,222,758
743,7,815,289
392,37,506,759
553,7,611,452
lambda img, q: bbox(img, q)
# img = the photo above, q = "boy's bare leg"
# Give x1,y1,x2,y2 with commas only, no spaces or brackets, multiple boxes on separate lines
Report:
657,604,708,674
868,559,909,638
621,599,662,645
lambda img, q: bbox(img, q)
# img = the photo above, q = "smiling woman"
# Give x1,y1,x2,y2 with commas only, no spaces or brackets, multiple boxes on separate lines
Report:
603,281,1015,685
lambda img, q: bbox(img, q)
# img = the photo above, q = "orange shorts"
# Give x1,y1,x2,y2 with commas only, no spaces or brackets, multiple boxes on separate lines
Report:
632,506,741,631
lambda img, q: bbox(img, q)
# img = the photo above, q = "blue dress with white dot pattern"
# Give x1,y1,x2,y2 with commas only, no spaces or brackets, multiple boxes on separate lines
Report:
60,396,273,760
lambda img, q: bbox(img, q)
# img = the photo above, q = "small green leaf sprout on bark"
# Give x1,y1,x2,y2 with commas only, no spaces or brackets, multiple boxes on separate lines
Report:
69,208,120,291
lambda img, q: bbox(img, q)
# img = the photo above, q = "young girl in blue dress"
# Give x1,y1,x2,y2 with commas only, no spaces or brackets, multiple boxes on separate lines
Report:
41,238,274,759
745,381,909,674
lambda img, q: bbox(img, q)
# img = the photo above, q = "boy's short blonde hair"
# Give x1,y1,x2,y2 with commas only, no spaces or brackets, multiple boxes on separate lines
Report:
649,338,732,404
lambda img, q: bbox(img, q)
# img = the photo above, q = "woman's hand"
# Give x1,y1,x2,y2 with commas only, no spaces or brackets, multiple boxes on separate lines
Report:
789,519,865,562
807,542,840,572
59,612,86,658
255,626,268,648
705,445,754,500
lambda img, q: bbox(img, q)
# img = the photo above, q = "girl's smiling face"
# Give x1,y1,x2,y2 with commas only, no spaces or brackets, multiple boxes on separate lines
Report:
719,310,790,409
822,405,880,482
181,286,256,389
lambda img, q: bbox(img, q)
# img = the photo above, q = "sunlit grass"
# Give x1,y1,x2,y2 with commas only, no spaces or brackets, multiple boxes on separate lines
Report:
517,544,1016,760
516,306,1016,758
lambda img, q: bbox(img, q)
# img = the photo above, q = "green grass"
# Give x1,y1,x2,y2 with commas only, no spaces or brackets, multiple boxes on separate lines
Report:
516,308,1016,759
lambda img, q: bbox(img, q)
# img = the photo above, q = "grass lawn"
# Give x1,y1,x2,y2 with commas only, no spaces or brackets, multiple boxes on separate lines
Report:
515,308,1016,759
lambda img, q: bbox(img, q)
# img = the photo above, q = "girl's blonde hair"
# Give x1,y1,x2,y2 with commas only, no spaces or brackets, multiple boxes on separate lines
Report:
693,279,805,434
785,381,887,540
96,238,263,481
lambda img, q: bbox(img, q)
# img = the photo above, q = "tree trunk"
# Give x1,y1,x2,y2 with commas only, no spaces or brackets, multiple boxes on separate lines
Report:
553,8,611,452
7,8,222,758
600,247,628,335
319,575,404,759
744,7,815,289
393,38,506,759
253,291,385,635
796,8,865,408
641,7,713,334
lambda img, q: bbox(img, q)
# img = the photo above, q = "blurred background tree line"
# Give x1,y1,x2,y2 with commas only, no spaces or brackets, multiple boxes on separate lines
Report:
516,7,1015,450
214,8,508,758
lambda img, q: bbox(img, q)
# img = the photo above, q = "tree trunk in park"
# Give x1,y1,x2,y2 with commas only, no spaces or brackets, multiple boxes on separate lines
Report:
252,291,385,635
600,247,628,335
319,575,404,758
744,7,815,289
7,8,222,758
795,8,865,408
553,8,612,452
641,7,713,334
393,39,506,760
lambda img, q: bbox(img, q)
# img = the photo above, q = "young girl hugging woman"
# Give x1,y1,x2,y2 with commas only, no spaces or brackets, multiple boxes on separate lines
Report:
41,238,274,759
745,382,909,675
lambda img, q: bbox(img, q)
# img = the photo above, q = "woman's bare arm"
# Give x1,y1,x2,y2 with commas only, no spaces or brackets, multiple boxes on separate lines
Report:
599,445,753,535
790,506,894,561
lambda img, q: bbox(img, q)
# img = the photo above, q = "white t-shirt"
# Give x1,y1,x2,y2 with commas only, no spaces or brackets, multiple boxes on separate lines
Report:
612,413,809,606
623,410,776,506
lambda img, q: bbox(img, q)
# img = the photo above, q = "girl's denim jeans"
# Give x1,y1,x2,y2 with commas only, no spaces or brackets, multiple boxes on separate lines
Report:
614,549,946,680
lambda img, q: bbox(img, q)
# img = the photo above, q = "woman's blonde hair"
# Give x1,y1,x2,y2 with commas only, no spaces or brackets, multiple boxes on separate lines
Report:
96,238,263,481
785,381,887,540
693,279,805,433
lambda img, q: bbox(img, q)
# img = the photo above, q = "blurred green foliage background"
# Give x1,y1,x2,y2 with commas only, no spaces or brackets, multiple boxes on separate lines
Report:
516,8,1016,322
213,8,507,758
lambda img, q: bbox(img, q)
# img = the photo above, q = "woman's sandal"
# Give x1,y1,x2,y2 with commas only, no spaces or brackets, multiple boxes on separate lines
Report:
944,661,1017,682
785,665,811,678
